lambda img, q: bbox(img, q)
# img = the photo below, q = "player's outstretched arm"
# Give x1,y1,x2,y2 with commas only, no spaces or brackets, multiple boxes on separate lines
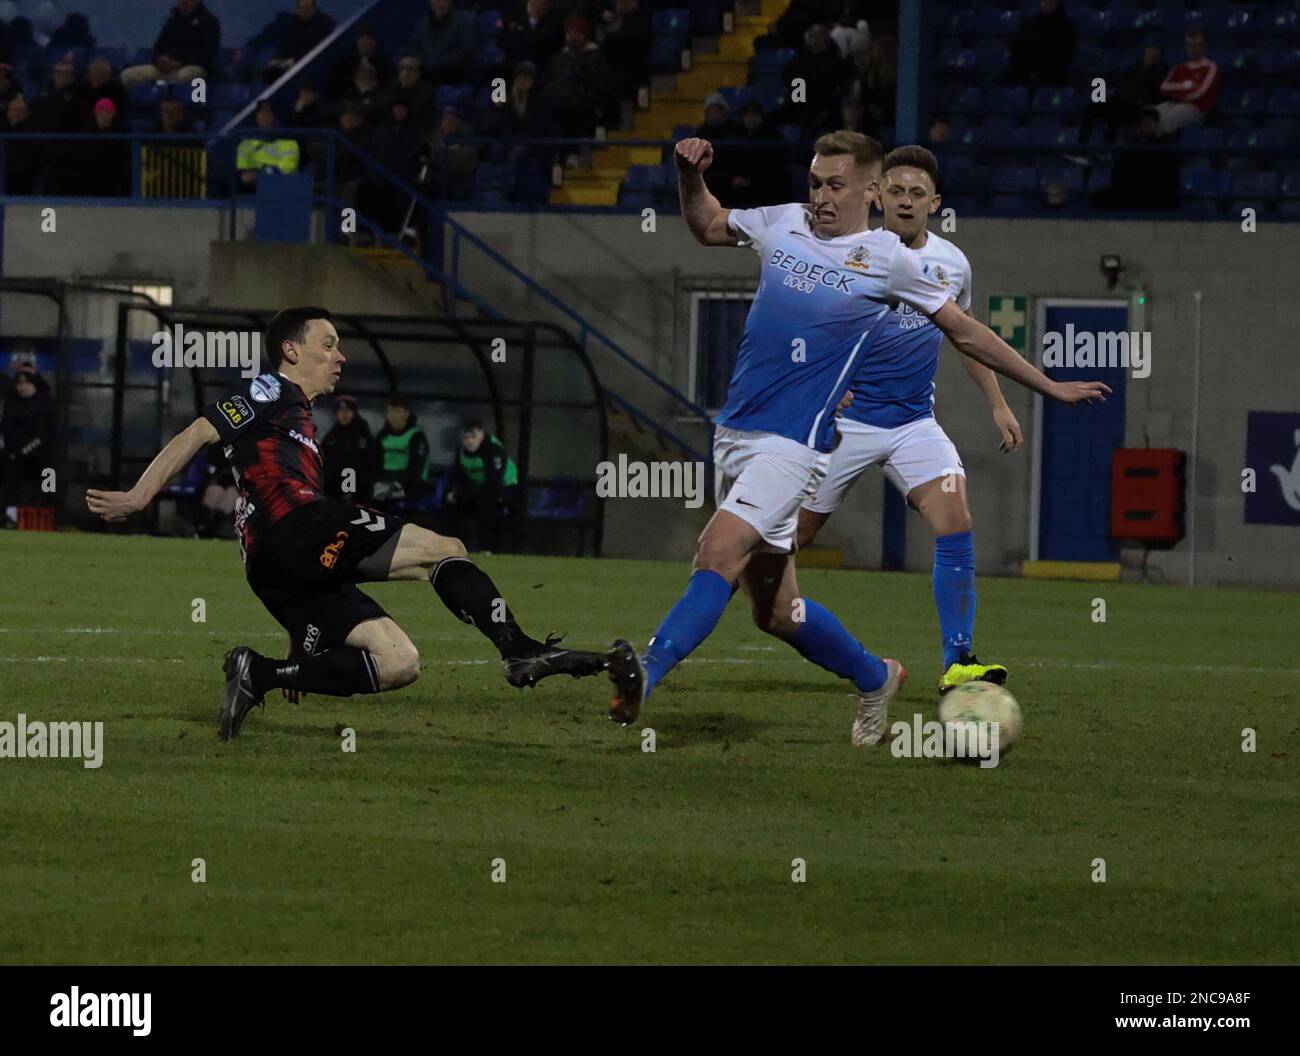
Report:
85,416,220,521
956,307,1023,451
676,138,738,247
931,302,1111,405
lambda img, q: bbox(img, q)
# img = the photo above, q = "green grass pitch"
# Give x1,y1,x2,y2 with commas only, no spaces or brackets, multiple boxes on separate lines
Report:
1,532,1296,965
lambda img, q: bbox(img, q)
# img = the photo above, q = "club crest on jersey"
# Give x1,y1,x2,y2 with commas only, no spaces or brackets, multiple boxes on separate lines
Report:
248,373,281,403
219,395,254,429
926,263,950,288
844,244,871,271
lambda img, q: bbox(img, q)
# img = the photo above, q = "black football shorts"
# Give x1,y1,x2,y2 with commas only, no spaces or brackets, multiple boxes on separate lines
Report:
246,501,406,654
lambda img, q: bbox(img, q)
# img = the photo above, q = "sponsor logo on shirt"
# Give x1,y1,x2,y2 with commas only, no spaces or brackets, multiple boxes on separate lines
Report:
767,248,856,294
248,373,282,403
219,395,254,428
319,530,348,569
844,244,871,271
290,428,319,454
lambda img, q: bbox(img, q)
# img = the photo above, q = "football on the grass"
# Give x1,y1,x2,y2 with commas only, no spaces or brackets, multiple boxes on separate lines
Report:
938,681,1023,760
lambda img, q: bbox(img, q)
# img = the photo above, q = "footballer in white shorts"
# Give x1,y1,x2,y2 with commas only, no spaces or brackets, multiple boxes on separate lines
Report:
715,426,831,553
797,146,1022,694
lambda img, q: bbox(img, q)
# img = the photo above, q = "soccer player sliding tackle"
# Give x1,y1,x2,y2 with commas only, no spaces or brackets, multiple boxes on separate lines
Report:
798,145,1021,695
606,132,1108,744
87,307,607,741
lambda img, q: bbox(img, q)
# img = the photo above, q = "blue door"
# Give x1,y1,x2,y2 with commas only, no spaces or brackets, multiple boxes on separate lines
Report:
1037,304,1129,561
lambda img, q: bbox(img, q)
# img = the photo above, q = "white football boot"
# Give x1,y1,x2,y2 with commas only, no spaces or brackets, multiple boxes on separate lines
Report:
850,658,908,747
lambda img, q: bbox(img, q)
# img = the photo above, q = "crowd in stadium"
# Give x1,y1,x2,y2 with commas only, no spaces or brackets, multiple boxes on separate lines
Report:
0,1,1292,212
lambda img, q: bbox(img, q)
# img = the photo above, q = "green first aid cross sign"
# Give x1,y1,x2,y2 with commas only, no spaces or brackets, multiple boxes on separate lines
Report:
987,295,1028,351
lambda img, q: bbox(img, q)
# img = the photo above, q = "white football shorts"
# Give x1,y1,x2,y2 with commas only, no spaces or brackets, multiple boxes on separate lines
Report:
713,426,830,552
804,415,964,515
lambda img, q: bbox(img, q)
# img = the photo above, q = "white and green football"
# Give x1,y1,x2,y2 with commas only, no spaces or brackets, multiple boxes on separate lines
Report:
937,681,1023,761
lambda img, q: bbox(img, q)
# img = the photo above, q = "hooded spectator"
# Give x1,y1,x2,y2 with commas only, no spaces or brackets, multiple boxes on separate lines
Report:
502,0,565,73
1,365,55,525
1002,0,1076,87
121,0,221,90
330,22,390,97
321,395,375,503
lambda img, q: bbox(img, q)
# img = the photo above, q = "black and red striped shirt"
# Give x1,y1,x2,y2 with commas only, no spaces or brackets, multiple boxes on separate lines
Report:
202,373,323,562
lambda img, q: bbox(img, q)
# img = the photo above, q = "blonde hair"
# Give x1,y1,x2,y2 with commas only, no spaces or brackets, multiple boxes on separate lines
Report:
812,130,884,172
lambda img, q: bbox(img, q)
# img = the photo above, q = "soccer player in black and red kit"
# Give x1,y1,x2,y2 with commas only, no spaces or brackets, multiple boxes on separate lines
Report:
87,307,606,740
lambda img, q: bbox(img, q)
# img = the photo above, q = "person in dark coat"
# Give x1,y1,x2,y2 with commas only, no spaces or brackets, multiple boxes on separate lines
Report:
3,96,42,193
729,101,790,208
329,22,390,98
694,91,745,203
121,0,221,90
1002,0,1076,87
405,0,477,87
260,0,337,84
320,395,375,503
1,365,55,524
501,0,565,73
1079,42,1167,144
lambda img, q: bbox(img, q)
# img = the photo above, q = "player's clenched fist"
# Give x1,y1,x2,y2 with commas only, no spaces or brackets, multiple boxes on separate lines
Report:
675,137,714,175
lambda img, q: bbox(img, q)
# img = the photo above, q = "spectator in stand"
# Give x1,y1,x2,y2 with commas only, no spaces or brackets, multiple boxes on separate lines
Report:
728,101,789,208
1155,28,1219,136
0,64,20,111
236,100,301,192
1001,0,1076,87
2,97,42,193
47,12,94,51
373,394,431,513
78,56,126,129
501,0,565,74
480,59,546,140
539,16,611,148
765,0,843,50
1091,107,1178,210
121,0,221,91
156,94,193,136
359,94,424,229
287,79,326,128
384,57,436,132
405,0,477,88
694,91,743,200
329,22,389,98
597,0,651,125
341,57,385,125
260,0,336,84
1,364,55,527
1079,41,1166,145
783,23,844,135
320,394,375,504
32,53,80,131
446,420,519,552
827,92,874,138
422,104,478,200
316,100,372,210
64,97,130,196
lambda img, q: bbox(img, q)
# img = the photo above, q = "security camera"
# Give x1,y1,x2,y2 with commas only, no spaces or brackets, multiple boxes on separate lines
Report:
1100,253,1124,290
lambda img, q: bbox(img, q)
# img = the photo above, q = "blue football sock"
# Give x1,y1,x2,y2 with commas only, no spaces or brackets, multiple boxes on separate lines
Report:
789,598,888,693
933,529,976,668
642,569,734,697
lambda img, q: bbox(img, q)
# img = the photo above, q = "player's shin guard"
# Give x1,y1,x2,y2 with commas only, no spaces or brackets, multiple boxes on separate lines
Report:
430,556,537,658
933,530,976,668
789,598,888,692
249,648,381,696
641,569,734,696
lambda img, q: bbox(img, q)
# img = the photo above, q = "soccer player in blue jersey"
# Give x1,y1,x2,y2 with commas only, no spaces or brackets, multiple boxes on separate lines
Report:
605,131,1108,744
798,145,1021,695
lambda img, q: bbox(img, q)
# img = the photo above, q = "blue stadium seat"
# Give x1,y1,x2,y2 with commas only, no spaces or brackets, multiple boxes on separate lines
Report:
1221,88,1263,115
1108,3,1146,33
945,10,975,34
620,189,655,210
1220,9,1256,36
751,78,785,113
750,48,794,76
476,10,503,39
651,9,690,36
692,0,726,36
1269,89,1300,115
1231,171,1279,198
478,43,504,69
777,123,802,146
1182,166,1229,197
132,47,154,66
1032,86,1076,114
974,8,1019,36
717,86,752,111
1280,199,1300,219
1076,10,1110,38
938,46,977,73
1086,164,1114,193
623,164,666,191
1182,198,1221,218
128,82,167,105
1029,115,1068,146
650,37,682,71
1180,126,1225,149
1261,10,1299,35
1229,128,1285,150
671,123,695,142
436,84,475,112
985,85,1028,112
974,43,1009,73
980,114,1015,144
210,83,253,109
1257,48,1300,77
951,86,984,112
989,193,1028,212
1040,164,1085,193
94,46,128,70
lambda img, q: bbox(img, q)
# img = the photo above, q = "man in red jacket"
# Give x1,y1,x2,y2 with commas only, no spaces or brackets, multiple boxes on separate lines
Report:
1155,28,1220,135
